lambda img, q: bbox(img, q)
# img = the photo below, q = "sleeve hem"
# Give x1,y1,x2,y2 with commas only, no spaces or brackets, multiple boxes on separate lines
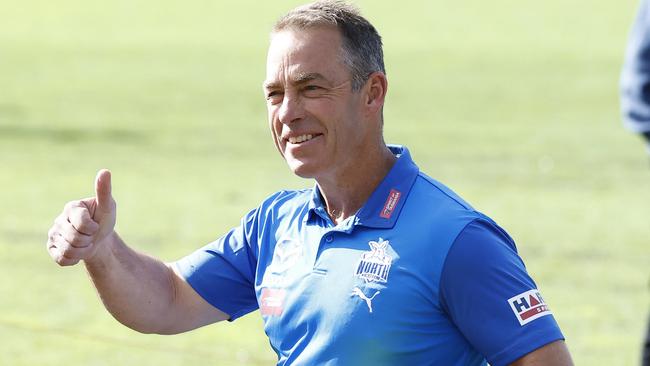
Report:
226,306,259,322
488,333,565,366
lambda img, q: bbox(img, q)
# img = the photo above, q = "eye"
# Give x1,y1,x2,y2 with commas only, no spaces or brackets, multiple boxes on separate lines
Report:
303,85,324,97
266,91,284,105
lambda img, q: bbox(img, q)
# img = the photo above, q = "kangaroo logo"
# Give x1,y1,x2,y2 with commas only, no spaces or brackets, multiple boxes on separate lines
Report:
351,287,380,313
355,238,393,283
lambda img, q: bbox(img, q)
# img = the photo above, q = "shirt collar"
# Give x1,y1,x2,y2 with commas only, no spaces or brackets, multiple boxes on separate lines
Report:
306,185,327,223
306,145,419,228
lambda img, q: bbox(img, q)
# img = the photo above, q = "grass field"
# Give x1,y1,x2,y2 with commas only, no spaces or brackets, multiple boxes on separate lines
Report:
1,0,649,365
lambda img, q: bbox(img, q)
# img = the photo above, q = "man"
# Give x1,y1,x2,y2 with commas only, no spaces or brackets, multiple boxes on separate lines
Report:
621,1,650,364
621,0,650,158
46,1,573,365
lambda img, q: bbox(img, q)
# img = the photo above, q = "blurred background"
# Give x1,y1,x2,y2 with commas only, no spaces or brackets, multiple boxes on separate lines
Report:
1,0,648,364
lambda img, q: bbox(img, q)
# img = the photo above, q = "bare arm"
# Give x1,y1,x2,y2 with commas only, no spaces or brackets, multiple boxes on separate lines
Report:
46,170,228,334
83,231,229,334
510,340,573,366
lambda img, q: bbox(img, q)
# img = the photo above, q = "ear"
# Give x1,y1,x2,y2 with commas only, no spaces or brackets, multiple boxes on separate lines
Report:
362,72,388,116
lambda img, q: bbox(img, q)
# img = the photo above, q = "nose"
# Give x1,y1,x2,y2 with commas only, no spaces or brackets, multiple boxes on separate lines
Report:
278,93,304,125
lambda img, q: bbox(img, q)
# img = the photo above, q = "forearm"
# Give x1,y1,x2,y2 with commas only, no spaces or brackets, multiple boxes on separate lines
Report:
84,231,177,334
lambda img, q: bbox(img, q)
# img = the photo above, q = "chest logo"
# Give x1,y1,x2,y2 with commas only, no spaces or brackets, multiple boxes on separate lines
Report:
268,238,303,275
351,287,380,313
355,238,392,283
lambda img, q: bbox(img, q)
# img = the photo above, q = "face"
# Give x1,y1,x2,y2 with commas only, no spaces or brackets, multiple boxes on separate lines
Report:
264,27,370,179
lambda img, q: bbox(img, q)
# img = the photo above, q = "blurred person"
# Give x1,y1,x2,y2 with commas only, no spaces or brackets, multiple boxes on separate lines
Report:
620,1,650,364
45,1,573,365
621,0,650,158
644,314,650,366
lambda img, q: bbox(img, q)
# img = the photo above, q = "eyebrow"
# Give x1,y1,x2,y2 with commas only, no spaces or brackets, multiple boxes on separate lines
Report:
263,72,328,90
294,72,325,84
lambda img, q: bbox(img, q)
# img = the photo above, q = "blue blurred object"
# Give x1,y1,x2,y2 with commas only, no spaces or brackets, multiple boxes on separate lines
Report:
621,0,650,155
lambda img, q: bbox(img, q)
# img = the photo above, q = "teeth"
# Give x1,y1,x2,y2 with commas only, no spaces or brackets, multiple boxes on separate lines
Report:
288,134,313,144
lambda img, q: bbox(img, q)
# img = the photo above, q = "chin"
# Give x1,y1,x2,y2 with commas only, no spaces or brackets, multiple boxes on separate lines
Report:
286,159,319,179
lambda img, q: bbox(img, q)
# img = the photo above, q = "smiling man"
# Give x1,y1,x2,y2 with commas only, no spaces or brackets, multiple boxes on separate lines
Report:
46,1,573,365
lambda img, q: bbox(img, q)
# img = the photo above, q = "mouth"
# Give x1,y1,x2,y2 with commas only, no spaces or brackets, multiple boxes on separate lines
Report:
286,134,320,145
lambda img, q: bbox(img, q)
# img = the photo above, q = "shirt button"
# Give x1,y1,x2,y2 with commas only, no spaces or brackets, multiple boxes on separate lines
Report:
325,235,333,243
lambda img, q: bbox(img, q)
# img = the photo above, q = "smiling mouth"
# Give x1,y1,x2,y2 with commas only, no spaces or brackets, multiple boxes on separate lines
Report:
287,134,315,144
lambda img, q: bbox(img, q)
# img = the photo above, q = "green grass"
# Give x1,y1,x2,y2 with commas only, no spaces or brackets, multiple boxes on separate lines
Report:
1,0,648,364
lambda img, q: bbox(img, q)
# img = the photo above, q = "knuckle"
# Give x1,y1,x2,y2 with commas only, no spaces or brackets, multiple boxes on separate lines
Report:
69,206,84,219
53,213,65,226
77,220,98,235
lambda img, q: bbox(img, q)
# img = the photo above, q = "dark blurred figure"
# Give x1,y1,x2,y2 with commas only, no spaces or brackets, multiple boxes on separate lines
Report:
621,1,650,364
641,317,650,366
621,0,650,159
621,0,650,366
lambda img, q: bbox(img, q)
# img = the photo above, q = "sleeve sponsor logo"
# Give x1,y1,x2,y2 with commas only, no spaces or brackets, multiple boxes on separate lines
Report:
508,289,552,326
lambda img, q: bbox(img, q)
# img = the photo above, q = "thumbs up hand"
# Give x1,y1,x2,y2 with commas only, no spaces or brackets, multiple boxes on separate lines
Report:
47,170,117,266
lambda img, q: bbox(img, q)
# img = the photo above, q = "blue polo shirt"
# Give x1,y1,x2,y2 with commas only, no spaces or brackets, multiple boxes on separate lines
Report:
174,145,564,366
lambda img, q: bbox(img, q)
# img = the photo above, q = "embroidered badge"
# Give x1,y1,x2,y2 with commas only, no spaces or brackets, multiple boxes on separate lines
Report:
351,287,380,313
263,237,303,288
508,289,552,326
268,238,303,275
379,189,401,219
355,238,392,283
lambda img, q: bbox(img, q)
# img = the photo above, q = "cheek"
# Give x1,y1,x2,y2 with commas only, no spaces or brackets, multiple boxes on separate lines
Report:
267,109,279,134
267,109,285,153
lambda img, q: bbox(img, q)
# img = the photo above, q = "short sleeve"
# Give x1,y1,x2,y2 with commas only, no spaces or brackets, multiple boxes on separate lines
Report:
173,209,260,321
439,218,565,366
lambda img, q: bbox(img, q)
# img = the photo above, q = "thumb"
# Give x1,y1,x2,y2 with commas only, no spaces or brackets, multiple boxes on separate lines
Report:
94,169,114,217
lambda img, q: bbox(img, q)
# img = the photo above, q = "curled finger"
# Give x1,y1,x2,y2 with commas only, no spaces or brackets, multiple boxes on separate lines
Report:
49,236,83,266
59,223,93,248
68,206,99,236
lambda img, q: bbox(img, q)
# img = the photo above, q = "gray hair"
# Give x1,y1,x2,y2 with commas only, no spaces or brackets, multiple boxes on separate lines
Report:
273,1,385,91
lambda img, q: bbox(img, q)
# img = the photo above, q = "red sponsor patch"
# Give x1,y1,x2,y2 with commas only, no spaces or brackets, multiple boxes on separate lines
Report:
260,288,286,316
379,189,401,219
508,289,552,325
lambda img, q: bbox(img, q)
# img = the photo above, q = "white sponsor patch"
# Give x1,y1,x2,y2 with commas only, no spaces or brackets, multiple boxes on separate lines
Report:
508,289,552,326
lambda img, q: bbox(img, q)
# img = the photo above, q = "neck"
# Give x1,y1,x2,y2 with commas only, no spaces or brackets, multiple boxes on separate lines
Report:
316,144,397,225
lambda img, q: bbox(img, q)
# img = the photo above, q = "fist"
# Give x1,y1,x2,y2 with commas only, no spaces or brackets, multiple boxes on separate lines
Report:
47,169,117,266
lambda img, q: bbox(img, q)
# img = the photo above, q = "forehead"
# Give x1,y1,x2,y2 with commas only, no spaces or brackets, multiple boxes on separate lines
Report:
265,27,347,86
